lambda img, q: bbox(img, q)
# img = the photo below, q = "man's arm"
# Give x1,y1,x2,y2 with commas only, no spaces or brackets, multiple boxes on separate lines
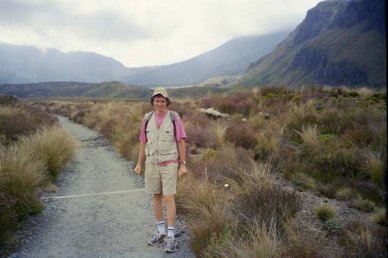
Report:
177,139,188,177
133,142,146,175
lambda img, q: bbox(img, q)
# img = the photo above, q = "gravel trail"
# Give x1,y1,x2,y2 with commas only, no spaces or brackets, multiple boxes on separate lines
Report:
9,116,195,258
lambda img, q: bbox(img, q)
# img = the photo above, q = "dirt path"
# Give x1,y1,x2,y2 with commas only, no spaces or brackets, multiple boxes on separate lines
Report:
9,116,195,258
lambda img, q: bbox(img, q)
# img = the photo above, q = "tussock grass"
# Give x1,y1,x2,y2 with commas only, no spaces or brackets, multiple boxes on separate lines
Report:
282,219,336,258
177,158,299,257
314,204,336,221
338,222,387,258
335,187,353,200
18,126,76,179
230,161,299,225
370,208,388,226
349,195,376,212
210,120,228,148
364,152,384,186
296,124,319,150
290,173,317,190
254,132,279,161
176,175,235,255
0,105,75,243
207,219,282,258
0,144,46,216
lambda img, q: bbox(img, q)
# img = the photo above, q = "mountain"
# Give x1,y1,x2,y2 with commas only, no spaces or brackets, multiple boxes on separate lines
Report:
0,43,141,84
0,32,288,86
236,0,386,88
123,32,288,86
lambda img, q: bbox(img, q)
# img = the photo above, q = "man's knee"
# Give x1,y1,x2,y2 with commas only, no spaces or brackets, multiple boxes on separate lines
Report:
163,195,175,203
153,193,163,201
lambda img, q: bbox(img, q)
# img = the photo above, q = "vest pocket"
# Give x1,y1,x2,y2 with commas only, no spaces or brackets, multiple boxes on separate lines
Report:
161,131,174,141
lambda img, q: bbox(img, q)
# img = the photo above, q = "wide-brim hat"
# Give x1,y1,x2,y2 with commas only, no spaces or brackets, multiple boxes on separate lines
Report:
152,87,168,98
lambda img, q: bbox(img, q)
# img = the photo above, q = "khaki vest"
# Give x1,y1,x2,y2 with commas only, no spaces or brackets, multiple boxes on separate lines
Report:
145,111,178,164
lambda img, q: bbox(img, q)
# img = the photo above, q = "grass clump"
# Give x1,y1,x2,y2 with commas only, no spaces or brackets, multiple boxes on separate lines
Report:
349,195,376,212
363,152,384,186
338,222,387,257
18,126,76,179
0,145,46,217
370,208,388,226
210,120,228,148
0,101,75,244
290,173,317,190
335,187,353,200
314,204,336,221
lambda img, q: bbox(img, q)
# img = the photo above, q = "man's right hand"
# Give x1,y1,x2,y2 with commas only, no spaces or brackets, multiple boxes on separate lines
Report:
133,164,142,175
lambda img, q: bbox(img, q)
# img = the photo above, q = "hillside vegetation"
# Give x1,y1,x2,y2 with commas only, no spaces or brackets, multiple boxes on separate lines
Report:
41,86,387,257
0,95,75,244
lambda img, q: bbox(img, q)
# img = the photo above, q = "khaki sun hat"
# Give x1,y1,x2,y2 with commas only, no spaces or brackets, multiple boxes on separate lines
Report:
152,87,168,98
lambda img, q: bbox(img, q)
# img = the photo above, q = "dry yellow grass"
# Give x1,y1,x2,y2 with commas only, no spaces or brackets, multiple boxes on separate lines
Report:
210,120,228,148
18,125,76,178
0,143,46,215
297,124,319,148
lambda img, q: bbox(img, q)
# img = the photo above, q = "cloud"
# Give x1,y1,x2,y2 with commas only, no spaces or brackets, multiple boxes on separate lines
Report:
0,0,322,67
0,0,148,42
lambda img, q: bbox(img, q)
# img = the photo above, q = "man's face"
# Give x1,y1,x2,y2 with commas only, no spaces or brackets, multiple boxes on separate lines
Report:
153,95,167,113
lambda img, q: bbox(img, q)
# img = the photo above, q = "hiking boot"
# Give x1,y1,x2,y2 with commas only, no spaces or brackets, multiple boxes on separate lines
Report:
164,236,177,253
147,231,166,246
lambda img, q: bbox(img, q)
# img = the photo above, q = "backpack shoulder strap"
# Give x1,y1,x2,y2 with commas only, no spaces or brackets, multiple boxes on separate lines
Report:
169,111,176,122
170,111,177,138
144,111,154,134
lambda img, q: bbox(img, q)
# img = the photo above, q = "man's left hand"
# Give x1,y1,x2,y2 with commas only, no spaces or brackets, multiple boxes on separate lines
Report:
178,164,188,177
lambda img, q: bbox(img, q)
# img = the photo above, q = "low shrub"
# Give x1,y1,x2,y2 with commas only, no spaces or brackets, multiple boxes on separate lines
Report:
225,122,258,149
191,144,253,180
0,107,43,144
0,95,17,105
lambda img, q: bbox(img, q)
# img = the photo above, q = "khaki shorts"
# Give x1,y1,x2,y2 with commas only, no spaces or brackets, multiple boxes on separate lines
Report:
144,162,178,195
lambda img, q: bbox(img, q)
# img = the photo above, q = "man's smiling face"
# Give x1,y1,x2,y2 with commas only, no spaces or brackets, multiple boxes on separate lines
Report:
153,95,167,113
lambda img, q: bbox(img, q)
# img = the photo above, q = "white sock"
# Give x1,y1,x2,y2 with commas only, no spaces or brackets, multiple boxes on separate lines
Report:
167,226,175,238
157,221,165,235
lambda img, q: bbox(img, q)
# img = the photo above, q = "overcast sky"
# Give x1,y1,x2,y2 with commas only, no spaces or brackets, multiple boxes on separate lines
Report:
0,0,322,67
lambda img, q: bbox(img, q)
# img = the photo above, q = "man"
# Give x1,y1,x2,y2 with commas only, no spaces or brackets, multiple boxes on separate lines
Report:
133,87,188,253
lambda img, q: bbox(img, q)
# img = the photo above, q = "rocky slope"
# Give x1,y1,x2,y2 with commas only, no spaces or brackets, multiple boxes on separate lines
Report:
236,0,386,88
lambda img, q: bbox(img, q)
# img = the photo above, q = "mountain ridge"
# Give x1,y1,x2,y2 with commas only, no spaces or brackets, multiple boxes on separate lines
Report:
236,0,386,88
0,32,288,86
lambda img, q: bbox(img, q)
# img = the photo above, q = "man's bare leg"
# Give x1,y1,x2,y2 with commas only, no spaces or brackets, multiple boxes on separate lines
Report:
153,193,164,221
163,195,176,235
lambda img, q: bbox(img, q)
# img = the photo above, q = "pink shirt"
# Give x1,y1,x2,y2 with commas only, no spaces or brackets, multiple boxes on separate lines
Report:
139,111,187,165
139,111,187,144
